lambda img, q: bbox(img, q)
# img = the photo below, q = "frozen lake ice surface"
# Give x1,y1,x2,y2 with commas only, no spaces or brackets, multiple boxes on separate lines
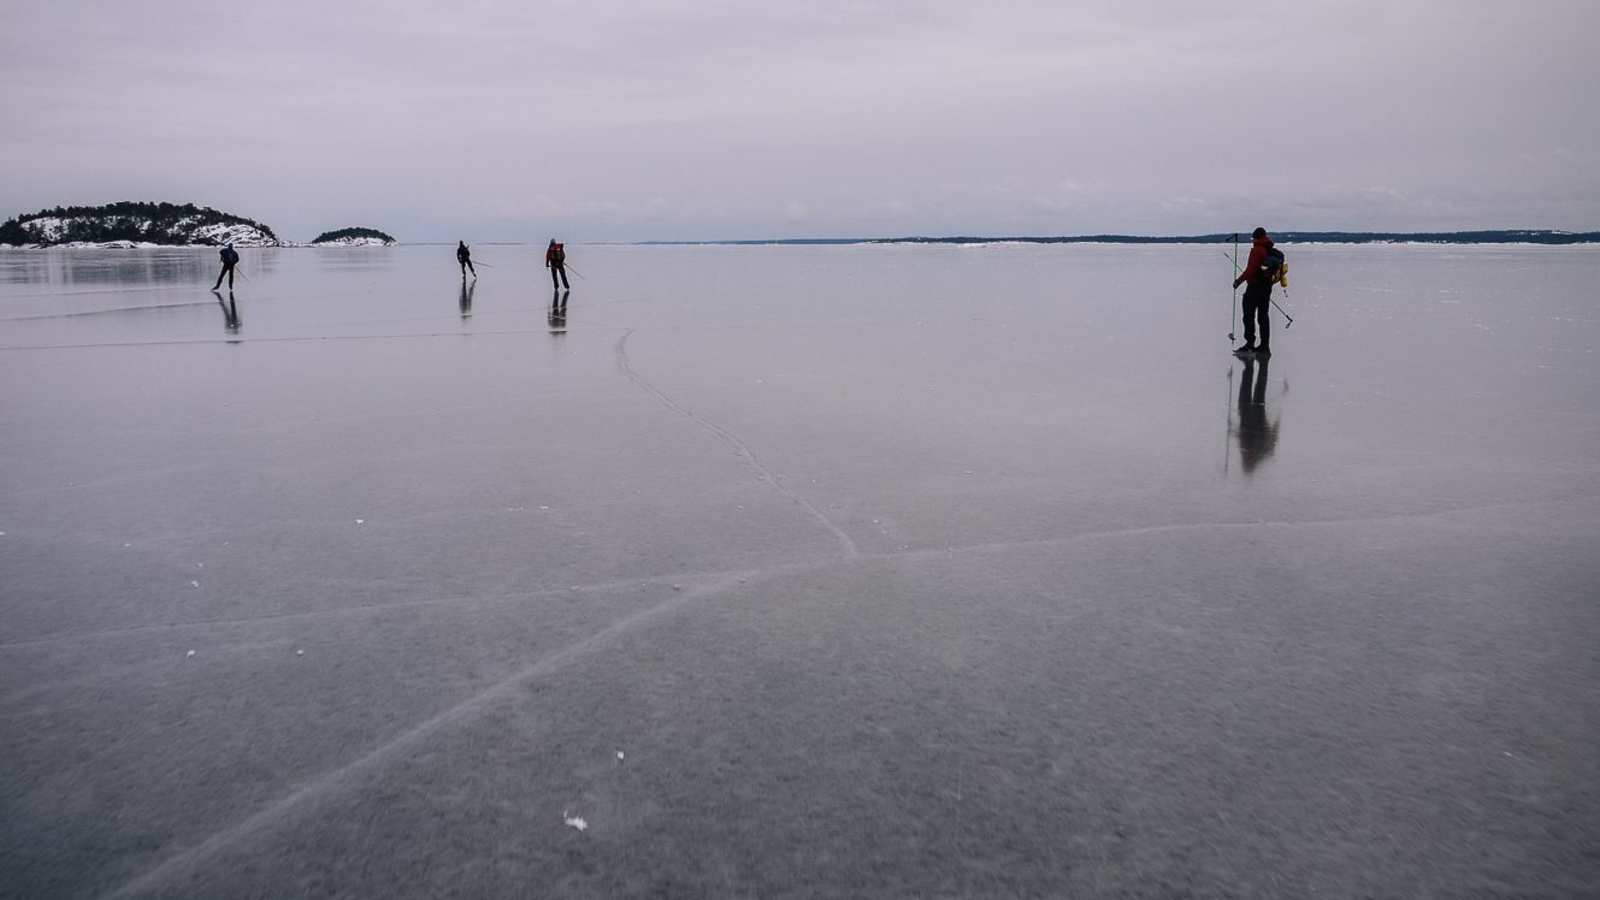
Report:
2,243,1597,897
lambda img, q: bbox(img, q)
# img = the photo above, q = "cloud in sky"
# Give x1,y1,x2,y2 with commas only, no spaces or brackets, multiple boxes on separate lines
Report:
2,0,1596,240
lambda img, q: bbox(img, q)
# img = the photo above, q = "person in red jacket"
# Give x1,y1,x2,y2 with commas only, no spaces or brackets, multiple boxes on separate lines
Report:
1233,227,1277,356
545,239,570,290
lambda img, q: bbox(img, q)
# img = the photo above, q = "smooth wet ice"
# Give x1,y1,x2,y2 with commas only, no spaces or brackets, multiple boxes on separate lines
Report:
2,243,1597,896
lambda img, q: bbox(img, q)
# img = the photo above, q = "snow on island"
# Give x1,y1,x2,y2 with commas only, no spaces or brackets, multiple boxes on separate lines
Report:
310,227,396,247
0,202,279,248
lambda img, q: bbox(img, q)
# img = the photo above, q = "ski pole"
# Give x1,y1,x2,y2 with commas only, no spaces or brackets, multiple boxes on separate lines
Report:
1229,234,1238,342
1272,295,1294,328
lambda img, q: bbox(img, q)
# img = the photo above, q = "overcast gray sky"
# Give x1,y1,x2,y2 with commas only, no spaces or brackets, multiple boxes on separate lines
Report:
2,1,1595,241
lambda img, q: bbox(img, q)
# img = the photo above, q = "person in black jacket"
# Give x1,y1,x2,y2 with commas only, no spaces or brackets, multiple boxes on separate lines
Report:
457,241,475,278
545,239,569,289
212,242,239,290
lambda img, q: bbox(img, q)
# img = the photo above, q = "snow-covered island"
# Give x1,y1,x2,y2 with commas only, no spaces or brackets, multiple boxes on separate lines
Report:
0,202,278,248
310,227,397,247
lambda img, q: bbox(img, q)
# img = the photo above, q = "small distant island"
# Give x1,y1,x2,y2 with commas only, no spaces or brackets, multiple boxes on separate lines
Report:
0,201,278,248
310,227,396,247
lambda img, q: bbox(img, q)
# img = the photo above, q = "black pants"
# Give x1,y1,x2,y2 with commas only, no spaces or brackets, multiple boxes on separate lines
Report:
550,264,569,289
460,259,475,276
213,263,235,290
1242,287,1270,348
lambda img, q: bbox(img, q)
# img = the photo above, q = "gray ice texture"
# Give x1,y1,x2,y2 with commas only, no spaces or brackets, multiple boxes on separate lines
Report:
1,242,1597,897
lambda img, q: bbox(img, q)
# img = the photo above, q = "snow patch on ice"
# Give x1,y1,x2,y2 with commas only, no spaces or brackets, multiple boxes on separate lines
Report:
562,811,588,831
69,240,166,249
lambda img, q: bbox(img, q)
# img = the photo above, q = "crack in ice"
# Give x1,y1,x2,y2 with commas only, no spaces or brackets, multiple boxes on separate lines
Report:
614,328,860,559
99,571,750,899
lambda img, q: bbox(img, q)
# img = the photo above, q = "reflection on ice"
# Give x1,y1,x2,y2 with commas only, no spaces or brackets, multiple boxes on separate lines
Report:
549,288,568,335
0,247,262,288
213,289,241,339
1231,357,1281,475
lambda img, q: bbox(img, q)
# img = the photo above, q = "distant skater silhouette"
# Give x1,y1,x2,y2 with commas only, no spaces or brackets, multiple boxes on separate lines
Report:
549,288,568,334
212,242,239,290
457,240,475,278
459,278,475,319
1234,356,1280,473
545,239,570,289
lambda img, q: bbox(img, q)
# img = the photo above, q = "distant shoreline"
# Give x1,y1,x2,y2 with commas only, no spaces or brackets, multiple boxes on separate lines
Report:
6,230,1599,251
0,242,399,250
638,230,1600,247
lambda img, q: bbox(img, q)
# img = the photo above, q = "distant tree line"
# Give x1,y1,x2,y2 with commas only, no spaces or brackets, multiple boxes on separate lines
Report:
639,230,1600,247
867,230,1600,246
0,202,277,245
311,227,396,244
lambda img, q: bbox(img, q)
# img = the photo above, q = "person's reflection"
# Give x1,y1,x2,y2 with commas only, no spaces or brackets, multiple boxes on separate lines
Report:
212,289,241,341
548,288,568,336
459,278,475,320
1235,357,1279,473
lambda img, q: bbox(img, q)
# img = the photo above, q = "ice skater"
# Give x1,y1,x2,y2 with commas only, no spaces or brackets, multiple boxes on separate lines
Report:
457,240,476,278
545,239,570,289
1232,227,1281,357
211,242,239,290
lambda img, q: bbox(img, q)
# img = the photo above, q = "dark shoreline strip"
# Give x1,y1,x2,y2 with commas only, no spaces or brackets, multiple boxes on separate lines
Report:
637,229,1600,246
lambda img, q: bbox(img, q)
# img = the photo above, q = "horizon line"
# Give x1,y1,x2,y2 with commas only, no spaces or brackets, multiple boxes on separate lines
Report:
624,229,1600,247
